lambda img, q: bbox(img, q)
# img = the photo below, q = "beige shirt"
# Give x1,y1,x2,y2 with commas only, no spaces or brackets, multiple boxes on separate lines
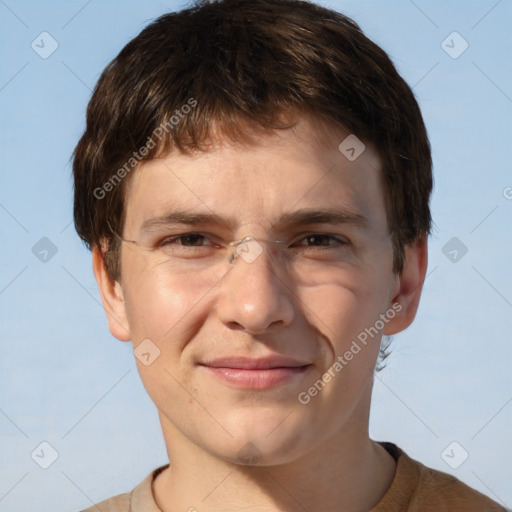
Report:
81,442,508,511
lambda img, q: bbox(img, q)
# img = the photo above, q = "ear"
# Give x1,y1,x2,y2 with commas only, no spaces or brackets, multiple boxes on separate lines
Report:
384,235,428,335
92,244,131,342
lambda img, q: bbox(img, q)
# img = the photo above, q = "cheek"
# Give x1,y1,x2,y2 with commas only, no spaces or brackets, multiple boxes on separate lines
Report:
122,268,209,406
301,266,390,344
121,256,211,343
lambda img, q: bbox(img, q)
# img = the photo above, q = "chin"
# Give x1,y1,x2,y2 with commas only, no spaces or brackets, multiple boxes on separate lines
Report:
207,417,313,467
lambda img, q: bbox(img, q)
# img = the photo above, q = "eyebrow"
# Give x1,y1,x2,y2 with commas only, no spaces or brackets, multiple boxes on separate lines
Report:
139,207,369,233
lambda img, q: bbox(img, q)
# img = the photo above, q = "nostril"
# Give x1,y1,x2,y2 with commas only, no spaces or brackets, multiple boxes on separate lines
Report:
226,321,245,331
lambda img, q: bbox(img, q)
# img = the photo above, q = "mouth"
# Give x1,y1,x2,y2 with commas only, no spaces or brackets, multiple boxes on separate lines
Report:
199,356,312,390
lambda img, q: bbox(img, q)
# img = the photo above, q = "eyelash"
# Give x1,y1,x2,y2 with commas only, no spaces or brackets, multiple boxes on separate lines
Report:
157,233,350,250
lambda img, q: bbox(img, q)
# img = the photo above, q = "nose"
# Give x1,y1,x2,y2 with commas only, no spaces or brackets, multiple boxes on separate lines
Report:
214,243,295,335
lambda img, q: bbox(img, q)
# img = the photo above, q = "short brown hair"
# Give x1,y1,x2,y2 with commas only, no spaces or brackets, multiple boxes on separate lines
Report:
73,0,432,282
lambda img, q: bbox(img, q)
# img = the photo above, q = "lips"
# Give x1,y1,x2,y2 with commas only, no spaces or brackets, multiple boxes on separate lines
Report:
199,356,311,390
201,356,310,370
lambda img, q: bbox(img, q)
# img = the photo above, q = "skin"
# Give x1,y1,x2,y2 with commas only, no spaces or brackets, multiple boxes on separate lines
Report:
93,115,428,512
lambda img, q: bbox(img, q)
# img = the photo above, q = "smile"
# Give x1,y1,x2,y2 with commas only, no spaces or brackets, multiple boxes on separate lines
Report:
199,356,312,390
202,366,311,390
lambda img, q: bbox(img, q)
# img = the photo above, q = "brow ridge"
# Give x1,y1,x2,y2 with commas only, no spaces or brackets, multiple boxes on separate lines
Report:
139,207,369,233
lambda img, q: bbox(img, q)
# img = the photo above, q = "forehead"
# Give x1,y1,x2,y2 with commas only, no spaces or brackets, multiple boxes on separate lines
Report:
122,116,387,235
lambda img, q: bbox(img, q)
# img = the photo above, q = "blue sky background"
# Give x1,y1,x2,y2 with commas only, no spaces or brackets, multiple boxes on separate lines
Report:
0,1,511,510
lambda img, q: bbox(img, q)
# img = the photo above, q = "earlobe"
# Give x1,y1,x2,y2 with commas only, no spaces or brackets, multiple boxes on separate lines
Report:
92,244,131,342
383,235,428,336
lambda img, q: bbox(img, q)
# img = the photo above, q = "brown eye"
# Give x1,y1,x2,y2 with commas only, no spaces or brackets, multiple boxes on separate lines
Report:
155,233,223,259
165,234,207,246
293,234,349,248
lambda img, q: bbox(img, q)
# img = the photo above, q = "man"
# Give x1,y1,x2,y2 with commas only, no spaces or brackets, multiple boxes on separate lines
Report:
72,0,507,510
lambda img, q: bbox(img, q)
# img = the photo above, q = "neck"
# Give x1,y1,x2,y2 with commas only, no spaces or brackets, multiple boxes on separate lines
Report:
153,396,396,512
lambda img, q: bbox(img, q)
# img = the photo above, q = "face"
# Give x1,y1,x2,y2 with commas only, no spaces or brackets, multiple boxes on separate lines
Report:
94,116,425,466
